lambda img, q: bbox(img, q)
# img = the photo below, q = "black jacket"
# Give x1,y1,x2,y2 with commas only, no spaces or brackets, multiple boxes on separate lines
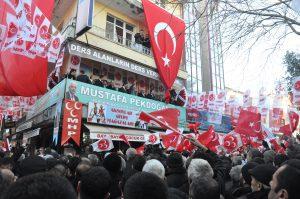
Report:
166,167,189,194
93,79,103,87
118,87,127,93
108,172,122,199
238,188,270,199
76,74,91,84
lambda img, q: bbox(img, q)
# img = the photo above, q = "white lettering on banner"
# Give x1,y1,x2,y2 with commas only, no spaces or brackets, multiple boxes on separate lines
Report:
69,43,159,80
81,86,167,110
71,44,92,55
67,118,79,136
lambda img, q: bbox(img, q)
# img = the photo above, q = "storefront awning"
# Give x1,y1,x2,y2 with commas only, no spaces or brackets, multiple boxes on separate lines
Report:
85,124,149,142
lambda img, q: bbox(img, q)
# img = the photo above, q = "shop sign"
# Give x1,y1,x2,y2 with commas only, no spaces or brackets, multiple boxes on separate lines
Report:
65,79,186,128
23,128,40,140
90,132,145,142
68,42,160,80
87,102,140,128
27,79,66,120
75,0,94,36
16,121,33,133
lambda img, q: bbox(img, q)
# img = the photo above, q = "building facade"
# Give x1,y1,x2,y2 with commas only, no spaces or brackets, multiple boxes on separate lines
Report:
13,0,188,149
184,0,225,93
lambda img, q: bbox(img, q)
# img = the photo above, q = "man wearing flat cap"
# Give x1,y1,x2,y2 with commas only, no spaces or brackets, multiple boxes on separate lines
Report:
244,164,277,199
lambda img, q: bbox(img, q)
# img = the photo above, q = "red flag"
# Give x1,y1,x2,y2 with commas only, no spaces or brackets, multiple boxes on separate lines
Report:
222,131,243,153
207,132,220,151
269,138,285,154
176,133,195,152
240,134,250,146
249,137,262,148
187,122,200,133
139,108,180,132
119,134,131,147
279,111,299,136
161,130,180,149
1,138,11,152
136,145,145,155
0,0,55,96
142,0,185,90
61,99,82,146
196,126,215,146
235,110,261,137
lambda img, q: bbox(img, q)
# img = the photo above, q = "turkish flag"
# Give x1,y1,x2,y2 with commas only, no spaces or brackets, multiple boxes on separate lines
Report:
279,111,299,136
119,134,131,146
187,122,200,133
92,135,114,152
161,130,180,149
176,133,195,152
0,0,55,96
139,108,180,132
207,132,220,151
249,137,262,148
142,0,185,90
196,125,216,146
269,138,285,154
235,110,261,137
240,134,250,146
61,99,82,146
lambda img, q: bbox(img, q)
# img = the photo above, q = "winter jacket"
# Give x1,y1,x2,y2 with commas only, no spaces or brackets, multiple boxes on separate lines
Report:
237,188,270,199
166,167,189,194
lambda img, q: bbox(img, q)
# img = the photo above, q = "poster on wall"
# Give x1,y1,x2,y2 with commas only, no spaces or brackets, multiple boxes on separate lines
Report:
53,100,62,145
87,102,141,128
269,108,285,133
198,111,233,133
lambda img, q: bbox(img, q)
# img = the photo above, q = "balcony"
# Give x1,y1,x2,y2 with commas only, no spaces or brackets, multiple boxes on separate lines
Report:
89,25,152,57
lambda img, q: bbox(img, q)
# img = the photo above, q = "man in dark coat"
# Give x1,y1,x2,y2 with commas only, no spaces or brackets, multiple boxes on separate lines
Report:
146,89,155,100
76,70,91,84
242,164,276,199
165,152,189,194
118,83,127,93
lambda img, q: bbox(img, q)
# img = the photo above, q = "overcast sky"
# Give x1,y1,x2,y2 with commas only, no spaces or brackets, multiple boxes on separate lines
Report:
223,30,300,97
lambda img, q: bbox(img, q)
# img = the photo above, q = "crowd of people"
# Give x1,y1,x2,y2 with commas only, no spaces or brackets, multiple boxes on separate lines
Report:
65,69,182,105
0,137,300,199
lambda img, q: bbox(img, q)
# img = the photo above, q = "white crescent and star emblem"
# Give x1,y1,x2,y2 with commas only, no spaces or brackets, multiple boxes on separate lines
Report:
154,22,176,67
249,121,261,133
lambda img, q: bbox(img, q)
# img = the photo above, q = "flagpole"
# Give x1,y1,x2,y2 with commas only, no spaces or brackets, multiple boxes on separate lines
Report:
140,111,208,151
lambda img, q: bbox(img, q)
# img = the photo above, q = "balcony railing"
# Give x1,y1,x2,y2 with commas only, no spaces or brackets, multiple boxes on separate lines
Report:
89,25,152,56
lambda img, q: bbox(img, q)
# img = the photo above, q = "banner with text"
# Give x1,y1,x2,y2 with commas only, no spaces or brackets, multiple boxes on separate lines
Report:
65,79,186,128
87,102,140,128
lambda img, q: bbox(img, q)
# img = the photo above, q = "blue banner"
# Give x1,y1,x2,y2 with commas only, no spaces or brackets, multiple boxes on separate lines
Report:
198,111,233,133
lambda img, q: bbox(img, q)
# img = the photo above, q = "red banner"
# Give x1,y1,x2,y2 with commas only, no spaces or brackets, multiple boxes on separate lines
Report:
0,0,55,96
61,99,82,146
142,0,185,90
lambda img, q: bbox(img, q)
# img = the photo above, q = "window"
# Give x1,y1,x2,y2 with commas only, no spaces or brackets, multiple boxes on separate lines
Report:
105,14,134,46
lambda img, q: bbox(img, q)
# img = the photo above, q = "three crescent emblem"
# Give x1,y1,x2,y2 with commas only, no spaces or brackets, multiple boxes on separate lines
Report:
66,101,81,117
